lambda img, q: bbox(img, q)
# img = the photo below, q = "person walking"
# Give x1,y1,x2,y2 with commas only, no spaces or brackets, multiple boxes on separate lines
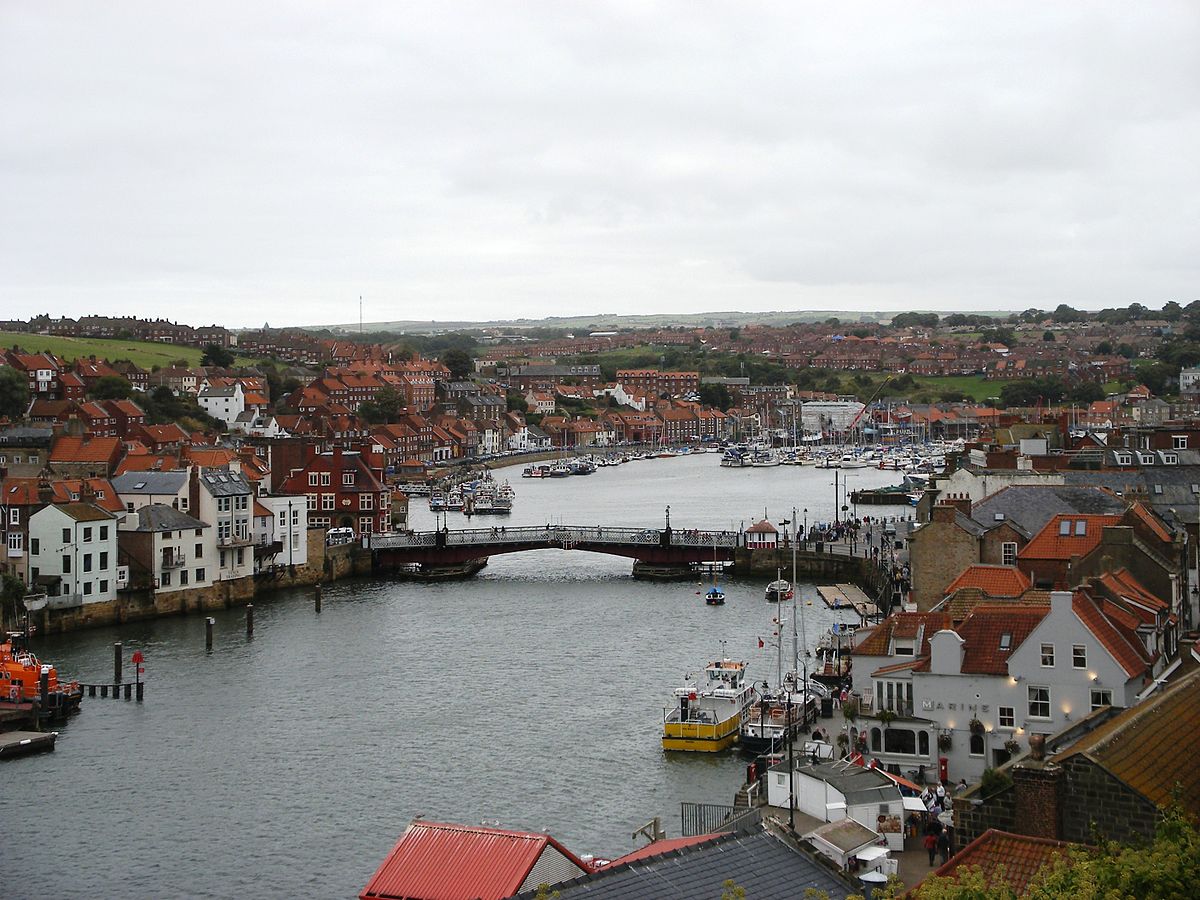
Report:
924,832,938,866
937,830,951,865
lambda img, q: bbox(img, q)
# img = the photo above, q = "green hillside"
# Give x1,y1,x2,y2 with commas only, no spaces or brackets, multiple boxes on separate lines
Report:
0,332,258,369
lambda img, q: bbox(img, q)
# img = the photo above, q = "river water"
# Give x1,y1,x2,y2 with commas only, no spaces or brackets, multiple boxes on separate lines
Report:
4,453,904,899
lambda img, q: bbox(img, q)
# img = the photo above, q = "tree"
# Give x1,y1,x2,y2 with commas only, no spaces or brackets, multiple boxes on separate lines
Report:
506,390,529,413
891,312,939,328
1162,300,1183,321
980,327,1017,347
1043,330,1056,342
357,400,385,424
0,366,30,418
699,382,732,411
441,348,473,379
375,386,403,421
200,344,235,368
1068,382,1105,403
88,375,133,401
1094,341,1113,356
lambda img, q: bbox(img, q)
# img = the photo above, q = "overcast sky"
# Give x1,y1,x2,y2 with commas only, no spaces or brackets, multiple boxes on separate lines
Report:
2,3,1198,328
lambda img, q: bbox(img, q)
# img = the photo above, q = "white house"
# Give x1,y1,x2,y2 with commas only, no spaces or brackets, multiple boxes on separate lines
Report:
27,502,119,606
190,467,254,583
117,504,214,595
767,760,906,851
850,590,1155,784
197,382,246,428
253,494,309,571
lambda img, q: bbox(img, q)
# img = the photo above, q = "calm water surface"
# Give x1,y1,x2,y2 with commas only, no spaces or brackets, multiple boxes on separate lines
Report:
4,454,904,898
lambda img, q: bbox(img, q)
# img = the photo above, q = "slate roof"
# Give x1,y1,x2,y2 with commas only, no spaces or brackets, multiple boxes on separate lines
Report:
791,761,901,807
925,829,1073,896
1018,513,1122,561
199,468,251,496
126,504,208,533
56,502,116,523
944,565,1031,598
971,485,1127,538
531,828,853,900
604,834,721,867
112,471,188,494
1051,668,1200,811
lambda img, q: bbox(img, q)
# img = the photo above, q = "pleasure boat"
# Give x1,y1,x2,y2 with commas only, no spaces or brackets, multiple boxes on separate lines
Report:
662,658,753,752
765,573,793,602
739,679,821,754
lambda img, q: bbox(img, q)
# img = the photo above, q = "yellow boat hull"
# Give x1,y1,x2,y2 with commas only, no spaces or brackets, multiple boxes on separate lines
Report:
662,714,741,752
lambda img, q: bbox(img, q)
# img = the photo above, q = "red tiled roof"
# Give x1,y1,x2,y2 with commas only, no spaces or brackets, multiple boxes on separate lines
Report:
359,821,588,900
924,829,1074,896
1018,513,1121,561
854,612,952,657
955,605,1048,675
745,519,777,534
944,565,1031,598
0,477,124,512
1072,591,1151,679
49,435,121,464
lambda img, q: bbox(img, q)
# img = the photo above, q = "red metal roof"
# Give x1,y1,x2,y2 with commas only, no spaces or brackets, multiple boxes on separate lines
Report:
359,821,588,900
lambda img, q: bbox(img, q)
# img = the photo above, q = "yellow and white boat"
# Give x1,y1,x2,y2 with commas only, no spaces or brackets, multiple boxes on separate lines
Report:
661,658,753,752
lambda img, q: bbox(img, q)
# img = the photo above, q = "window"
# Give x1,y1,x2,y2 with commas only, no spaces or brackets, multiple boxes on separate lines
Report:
969,734,985,756
320,472,331,486
236,496,248,510
292,509,299,525
1059,520,1071,536
883,728,917,755
870,727,882,752
321,494,335,511
1153,484,1163,495
196,568,205,582
236,548,244,565
360,494,373,510
62,555,71,573
1090,690,1113,711
180,497,188,510
83,581,92,595
1028,686,1051,719
218,497,231,512
7,508,16,525
999,632,1012,650
6,533,20,553
308,473,319,486
31,538,39,554
161,571,171,586
99,579,108,593
1074,520,1087,536
99,552,108,569
1116,452,1132,466
219,551,226,567
180,570,189,586
1002,542,1017,566
307,493,317,511
78,527,90,542
918,731,929,756
127,502,135,512
100,526,108,540
1040,643,1055,667
195,543,203,557
342,472,355,485
1164,454,1179,466
1174,435,1188,449
999,706,1015,728
1072,645,1087,669
62,528,70,543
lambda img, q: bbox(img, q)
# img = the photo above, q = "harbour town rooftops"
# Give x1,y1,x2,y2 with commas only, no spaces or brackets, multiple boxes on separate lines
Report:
111,471,189,494
603,833,720,867
916,605,1048,675
56,502,117,522
786,760,901,807
1051,669,1200,811
923,829,1074,896
971,484,1128,538
1071,591,1152,678
944,564,1031,598
853,612,952,658
359,820,590,900
198,468,251,497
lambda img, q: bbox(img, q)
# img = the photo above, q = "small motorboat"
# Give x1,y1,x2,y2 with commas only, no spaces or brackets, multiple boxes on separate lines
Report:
765,571,793,603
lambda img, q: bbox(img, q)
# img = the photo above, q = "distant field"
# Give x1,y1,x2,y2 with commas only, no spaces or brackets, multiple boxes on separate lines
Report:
0,332,258,369
909,375,1000,402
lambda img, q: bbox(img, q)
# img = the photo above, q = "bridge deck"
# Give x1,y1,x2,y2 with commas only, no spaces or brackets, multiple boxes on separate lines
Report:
370,524,740,550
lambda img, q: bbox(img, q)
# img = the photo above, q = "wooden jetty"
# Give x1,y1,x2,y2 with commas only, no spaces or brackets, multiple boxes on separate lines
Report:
817,583,880,619
0,730,57,759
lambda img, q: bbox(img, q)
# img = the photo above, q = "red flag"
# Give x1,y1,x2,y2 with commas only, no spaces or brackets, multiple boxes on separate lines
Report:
757,637,764,648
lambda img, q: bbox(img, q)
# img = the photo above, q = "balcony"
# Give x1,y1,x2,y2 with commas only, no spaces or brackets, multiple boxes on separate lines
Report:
217,533,253,548
161,551,185,569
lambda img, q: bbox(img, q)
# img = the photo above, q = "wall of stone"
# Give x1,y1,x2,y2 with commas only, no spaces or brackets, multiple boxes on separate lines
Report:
1059,756,1159,845
952,782,1016,845
909,522,978,610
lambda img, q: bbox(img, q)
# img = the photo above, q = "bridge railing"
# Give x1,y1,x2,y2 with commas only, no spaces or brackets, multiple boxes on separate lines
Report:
368,525,740,550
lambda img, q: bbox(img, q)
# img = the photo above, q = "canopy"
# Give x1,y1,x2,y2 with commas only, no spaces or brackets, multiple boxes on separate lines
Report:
902,796,927,812
855,846,890,862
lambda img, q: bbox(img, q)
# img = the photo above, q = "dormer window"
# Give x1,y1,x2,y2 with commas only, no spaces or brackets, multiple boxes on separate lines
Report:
999,633,1012,649
1163,454,1178,465
1154,484,1164,495
1059,520,1071,536
1116,453,1132,466
1075,520,1087,535
1139,452,1155,465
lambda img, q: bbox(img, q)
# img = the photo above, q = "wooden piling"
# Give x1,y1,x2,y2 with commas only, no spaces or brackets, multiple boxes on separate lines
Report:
100,684,108,698
315,584,322,613
246,604,254,637
205,617,215,651
113,641,123,683
136,682,144,702
123,683,132,700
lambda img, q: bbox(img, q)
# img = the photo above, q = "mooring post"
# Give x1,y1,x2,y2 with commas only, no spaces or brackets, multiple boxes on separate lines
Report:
205,617,215,651
113,641,123,684
315,583,322,613
123,683,132,701
246,604,254,638
39,670,49,706
136,681,144,702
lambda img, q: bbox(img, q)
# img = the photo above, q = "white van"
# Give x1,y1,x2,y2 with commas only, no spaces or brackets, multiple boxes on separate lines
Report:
326,527,355,546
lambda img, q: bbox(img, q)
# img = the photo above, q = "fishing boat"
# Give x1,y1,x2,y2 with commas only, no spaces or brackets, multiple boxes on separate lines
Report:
765,570,792,602
811,622,858,687
739,679,820,754
662,657,753,752
1,632,83,718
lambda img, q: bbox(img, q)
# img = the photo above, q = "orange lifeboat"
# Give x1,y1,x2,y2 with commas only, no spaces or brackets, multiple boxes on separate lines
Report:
0,632,83,715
